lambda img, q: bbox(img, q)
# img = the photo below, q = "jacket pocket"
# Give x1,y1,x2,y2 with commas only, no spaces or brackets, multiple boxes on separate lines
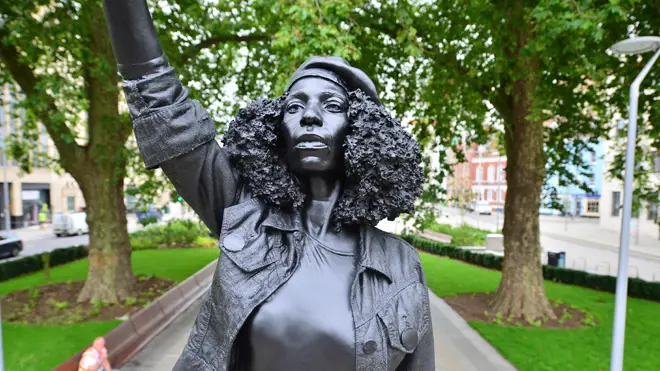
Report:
376,282,429,355
218,198,283,272
220,230,283,272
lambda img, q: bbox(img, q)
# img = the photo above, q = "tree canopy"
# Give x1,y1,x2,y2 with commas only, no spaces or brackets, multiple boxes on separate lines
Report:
1,0,657,312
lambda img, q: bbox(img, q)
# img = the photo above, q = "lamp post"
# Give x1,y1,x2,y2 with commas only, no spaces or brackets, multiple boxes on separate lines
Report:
0,95,7,371
608,36,660,371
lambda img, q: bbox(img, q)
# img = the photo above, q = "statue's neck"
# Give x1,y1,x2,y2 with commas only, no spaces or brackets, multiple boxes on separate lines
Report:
303,177,341,237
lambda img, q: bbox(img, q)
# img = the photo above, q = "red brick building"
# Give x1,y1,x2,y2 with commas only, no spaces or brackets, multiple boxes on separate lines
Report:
445,140,507,211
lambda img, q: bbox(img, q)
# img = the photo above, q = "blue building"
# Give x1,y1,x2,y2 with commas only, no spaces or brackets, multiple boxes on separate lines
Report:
540,139,605,217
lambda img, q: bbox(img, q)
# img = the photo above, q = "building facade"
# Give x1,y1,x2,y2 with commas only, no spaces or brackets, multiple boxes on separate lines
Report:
0,84,86,228
444,139,507,211
540,139,605,217
599,128,659,238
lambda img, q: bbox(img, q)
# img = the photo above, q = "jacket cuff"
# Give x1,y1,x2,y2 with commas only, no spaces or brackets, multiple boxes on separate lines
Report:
132,99,218,169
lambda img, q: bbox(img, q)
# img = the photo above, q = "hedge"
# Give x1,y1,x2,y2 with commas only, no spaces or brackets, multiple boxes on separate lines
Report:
0,245,87,283
403,234,660,303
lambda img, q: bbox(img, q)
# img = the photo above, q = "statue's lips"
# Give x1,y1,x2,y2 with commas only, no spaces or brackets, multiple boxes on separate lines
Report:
294,141,329,150
294,133,329,150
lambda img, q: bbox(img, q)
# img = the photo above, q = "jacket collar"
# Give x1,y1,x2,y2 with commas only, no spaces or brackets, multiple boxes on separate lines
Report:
262,209,393,282
359,225,393,282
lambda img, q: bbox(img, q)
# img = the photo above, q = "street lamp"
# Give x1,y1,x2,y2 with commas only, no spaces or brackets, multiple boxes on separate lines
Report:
608,35,660,371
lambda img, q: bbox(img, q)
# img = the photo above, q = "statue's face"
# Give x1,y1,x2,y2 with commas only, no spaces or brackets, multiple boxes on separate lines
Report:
281,77,350,174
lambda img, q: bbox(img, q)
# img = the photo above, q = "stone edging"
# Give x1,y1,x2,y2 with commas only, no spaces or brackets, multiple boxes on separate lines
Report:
52,259,218,371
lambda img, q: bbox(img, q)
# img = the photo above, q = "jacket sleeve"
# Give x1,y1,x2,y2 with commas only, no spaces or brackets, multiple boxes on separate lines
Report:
123,65,239,236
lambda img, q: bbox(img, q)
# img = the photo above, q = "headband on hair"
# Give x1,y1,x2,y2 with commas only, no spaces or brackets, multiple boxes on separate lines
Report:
286,68,349,93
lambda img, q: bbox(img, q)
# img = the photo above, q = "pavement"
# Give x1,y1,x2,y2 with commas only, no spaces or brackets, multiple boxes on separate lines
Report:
442,208,660,281
120,290,517,371
120,296,204,371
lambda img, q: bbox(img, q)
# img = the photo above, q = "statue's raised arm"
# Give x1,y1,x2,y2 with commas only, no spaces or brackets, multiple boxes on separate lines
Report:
102,0,166,78
102,0,239,235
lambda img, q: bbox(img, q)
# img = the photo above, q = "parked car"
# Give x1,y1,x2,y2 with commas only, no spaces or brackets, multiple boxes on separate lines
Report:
475,201,493,215
0,231,23,258
53,212,89,237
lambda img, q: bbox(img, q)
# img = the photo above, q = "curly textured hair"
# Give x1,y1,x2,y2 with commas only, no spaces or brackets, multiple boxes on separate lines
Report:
222,90,423,231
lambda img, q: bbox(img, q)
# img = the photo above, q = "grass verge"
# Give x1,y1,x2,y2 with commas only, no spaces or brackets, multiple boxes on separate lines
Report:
425,222,495,246
420,253,660,371
2,248,219,371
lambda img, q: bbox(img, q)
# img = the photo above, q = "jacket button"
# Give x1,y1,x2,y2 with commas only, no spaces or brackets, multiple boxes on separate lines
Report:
401,327,418,350
363,340,377,355
223,234,244,252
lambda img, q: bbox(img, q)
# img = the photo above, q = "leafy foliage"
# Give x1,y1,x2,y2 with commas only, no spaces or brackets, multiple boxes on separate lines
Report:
2,0,658,307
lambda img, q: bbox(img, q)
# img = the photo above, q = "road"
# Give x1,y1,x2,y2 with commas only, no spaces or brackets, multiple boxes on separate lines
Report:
0,214,143,263
441,208,660,282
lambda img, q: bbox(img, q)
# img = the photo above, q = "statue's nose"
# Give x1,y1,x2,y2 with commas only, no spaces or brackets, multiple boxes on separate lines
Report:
301,105,323,128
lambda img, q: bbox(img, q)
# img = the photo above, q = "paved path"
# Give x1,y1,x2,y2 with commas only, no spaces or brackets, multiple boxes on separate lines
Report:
442,208,660,281
120,296,204,371
120,290,516,371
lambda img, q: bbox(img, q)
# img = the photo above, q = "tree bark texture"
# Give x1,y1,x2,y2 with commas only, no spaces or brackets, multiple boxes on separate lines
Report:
489,4,555,320
77,169,134,303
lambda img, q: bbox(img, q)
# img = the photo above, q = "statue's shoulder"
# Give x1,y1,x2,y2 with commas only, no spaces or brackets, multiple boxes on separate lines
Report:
365,226,423,273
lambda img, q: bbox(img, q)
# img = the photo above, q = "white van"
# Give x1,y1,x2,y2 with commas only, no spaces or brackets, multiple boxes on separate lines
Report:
53,212,89,237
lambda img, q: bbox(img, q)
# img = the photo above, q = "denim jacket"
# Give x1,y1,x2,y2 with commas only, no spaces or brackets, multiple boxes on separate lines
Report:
123,66,435,371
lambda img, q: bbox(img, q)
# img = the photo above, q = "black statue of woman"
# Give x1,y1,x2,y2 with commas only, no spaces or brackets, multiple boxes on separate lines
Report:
102,1,434,370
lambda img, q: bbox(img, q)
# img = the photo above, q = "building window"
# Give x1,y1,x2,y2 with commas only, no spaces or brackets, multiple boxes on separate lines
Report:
587,174,596,187
648,203,658,221
652,151,660,173
476,167,483,182
497,165,504,181
487,166,495,182
7,91,16,135
497,190,503,202
490,190,496,201
67,196,75,212
587,200,599,213
612,191,621,217
39,124,48,167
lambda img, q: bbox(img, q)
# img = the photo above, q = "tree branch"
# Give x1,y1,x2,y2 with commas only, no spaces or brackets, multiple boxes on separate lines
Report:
360,16,493,97
0,28,83,174
181,33,271,63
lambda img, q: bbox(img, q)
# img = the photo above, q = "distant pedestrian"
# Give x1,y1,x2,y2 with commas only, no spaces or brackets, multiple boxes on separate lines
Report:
78,337,112,371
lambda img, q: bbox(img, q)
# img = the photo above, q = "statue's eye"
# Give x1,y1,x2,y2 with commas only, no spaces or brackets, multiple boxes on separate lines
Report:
325,101,343,113
286,103,303,114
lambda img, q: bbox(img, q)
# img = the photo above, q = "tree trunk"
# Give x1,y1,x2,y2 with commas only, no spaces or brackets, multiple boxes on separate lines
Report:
490,90,556,319
77,166,134,303
490,117,556,319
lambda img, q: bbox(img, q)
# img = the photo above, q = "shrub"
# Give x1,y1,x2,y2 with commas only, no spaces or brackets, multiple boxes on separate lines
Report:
129,219,215,250
195,236,217,248
0,245,87,283
404,234,660,303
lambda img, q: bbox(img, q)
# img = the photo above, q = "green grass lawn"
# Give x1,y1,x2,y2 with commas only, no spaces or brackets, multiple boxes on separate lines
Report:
2,247,219,371
425,222,497,246
420,253,660,371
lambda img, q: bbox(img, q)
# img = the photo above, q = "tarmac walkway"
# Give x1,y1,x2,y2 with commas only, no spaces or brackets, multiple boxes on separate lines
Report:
120,290,517,371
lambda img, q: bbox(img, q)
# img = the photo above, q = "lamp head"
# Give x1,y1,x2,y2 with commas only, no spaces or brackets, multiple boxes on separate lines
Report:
610,36,660,55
